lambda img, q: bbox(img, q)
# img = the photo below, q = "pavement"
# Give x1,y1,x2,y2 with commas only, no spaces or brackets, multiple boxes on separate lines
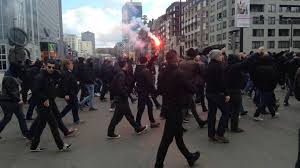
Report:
0,89,299,168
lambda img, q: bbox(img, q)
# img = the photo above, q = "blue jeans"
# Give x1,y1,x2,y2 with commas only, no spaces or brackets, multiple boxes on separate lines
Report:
254,91,276,117
80,84,95,108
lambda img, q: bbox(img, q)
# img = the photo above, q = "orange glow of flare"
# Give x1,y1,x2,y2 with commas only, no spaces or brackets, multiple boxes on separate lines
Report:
148,33,161,47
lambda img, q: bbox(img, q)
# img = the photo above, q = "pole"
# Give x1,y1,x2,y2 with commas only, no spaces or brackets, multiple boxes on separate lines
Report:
179,0,182,58
290,18,294,52
240,27,243,52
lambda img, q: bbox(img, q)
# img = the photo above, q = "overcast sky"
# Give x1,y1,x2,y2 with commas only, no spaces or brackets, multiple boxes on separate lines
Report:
62,0,178,48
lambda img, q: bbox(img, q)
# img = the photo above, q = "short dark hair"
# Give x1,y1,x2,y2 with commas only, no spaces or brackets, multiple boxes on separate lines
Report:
186,48,197,58
45,59,57,65
118,59,127,68
166,50,177,64
139,56,148,64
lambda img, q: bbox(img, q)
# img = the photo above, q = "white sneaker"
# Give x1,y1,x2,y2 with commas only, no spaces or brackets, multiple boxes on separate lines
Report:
253,117,264,121
59,144,72,152
95,93,100,97
109,108,115,112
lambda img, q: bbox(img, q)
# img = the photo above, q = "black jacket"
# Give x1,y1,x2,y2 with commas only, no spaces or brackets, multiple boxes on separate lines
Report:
179,58,200,86
62,70,79,97
251,56,279,91
110,69,129,100
99,62,114,83
225,56,247,92
157,64,196,107
206,59,228,96
0,70,21,102
81,63,96,84
33,70,62,104
286,57,300,81
134,64,156,96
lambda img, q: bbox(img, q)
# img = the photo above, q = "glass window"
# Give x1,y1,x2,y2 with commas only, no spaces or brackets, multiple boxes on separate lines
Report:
279,29,289,36
268,41,275,48
294,41,300,48
252,41,264,49
268,17,275,25
253,29,264,37
268,29,275,36
278,41,290,48
268,4,276,12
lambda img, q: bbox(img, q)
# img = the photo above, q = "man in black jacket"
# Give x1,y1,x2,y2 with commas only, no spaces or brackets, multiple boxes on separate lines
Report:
30,60,71,152
225,53,246,133
107,60,148,139
79,58,97,111
155,50,200,168
134,56,160,128
206,49,230,143
0,63,31,140
60,60,83,124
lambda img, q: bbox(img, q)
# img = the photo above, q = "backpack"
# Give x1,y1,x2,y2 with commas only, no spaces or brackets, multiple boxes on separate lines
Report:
294,67,300,101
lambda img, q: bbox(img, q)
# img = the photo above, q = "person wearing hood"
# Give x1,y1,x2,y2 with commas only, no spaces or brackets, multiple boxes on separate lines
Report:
225,53,247,133
0,63,31,140
134,56,160,128
179,48,207,128
206,49,230,143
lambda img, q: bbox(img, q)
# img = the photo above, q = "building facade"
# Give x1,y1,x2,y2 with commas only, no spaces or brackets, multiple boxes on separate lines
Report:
38,0,63,59
81,31,96,55
208,0,300,54
63,34,79,51
183,0,209,51
77,40,93,58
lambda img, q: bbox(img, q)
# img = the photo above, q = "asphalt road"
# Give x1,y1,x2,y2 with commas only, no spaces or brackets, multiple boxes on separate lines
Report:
0,89,299,168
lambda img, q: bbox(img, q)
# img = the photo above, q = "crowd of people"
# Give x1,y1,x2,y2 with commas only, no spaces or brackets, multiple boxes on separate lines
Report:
0,46,300,167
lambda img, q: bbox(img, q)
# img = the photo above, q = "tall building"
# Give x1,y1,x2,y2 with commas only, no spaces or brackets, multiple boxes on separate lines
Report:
77,40,93,58
0,0,40,71
165,2,185,56
38,0,64,59
122,1,142,57
182,0,209,50
63,34,79,51
208,0,300,54
81,31,95,55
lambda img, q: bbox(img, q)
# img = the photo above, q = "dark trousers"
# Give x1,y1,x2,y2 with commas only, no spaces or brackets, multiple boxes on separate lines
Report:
20,85,29,103
160,96,167,118
30,104,64,150
183,95,205,126
26,97,37,120
61,97,80,123
229,92,242,130
100,82,109,100
151,96,161,107
0,101,30,138
254,91,276,117
284,79,294,103
155,107,192,167
30,100,69,137
207,94,229,137
80,83,88,101
136,94,155,126
107,98,139,135
196,85,208,112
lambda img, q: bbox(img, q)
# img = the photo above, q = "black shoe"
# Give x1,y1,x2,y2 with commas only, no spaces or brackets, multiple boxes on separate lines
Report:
275,104,280,111
261,110,270,115
215,136,230,143
59,144,72,152
209,136,218,142
231,128,245,133
240,111,248,116
30,147,46,152
199,120,207,128
182,127,188,133
107,133,121,139
187,152,200,167
89,107,98,111
284,102,289,107
150,122,160,128
203,108,208,112
131,98,137,104
136,125,148,135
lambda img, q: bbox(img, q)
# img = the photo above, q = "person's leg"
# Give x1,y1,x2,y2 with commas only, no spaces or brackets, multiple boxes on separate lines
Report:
0,102,13,133
47,111,65,149
199,85,208,112
80,85,91,105
216,95,230,137
60,100,73,118
190,95,206,127
146,96,155,123
207,95,218,138
136,95,146,126
265,92,276,117
26,98,37,120
30,109,47,150
107,101,125,135
100,82,108,100
160,96,167,119
152,96,161,108
50,101,70,136
71,98,80,123
123,100,139,129
89,84,95,108
13,104,30,138
155,121,175,167
230,94,242,131
175,128,192,159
